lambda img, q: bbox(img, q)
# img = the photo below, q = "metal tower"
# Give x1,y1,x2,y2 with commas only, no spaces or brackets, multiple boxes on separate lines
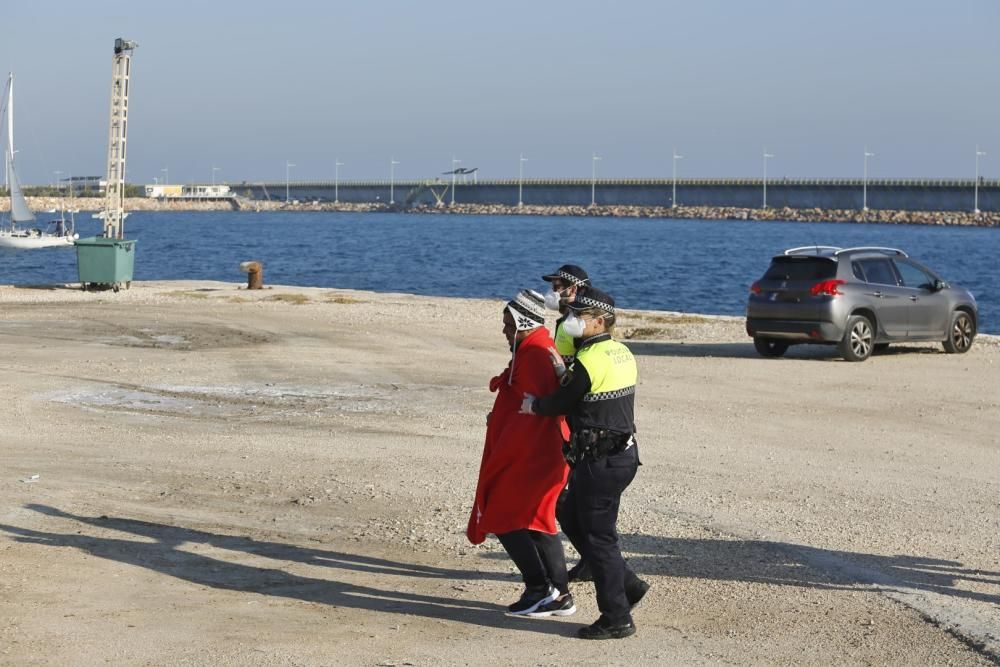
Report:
103,38,137,239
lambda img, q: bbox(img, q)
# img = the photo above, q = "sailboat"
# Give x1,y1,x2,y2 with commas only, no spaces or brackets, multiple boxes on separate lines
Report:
0,73,78,249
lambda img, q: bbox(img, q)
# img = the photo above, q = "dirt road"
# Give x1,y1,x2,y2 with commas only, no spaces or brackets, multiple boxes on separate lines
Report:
1,282,997,665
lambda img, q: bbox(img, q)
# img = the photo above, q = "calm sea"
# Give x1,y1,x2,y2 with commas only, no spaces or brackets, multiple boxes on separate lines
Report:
1,211,995,334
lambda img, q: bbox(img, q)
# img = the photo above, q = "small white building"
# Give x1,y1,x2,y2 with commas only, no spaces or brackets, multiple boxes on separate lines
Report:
182,184,231,198
144,184,231,198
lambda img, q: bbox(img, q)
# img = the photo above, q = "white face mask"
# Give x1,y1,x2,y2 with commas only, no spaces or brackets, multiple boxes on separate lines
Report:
561,313,586,338
543,290,563,311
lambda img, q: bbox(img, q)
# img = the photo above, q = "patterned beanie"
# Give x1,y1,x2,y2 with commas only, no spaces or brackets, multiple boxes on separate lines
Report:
506,289,546,331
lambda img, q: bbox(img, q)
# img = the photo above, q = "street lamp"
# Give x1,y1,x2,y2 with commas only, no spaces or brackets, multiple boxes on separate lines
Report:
285,161,295,203
212,166,221,187
335,159,344,204
762,149,774,209
161,167,168,186
863,147,874,211
390,157,400,205
672,149,683,208
518,153,528,207
591,152,602,206
451,156,461,206
975,146,986,214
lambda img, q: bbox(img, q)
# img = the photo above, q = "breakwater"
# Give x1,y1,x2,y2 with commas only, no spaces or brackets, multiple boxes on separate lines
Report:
6,197,999,227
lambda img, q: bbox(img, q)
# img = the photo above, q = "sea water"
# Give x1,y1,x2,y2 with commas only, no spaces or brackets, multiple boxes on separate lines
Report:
0,211,995,333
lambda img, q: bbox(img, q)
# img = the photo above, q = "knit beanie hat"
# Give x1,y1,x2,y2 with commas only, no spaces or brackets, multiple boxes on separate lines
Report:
506,289,546,331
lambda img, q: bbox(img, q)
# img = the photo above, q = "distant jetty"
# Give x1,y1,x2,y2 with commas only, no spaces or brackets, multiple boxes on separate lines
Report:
4,196,999,227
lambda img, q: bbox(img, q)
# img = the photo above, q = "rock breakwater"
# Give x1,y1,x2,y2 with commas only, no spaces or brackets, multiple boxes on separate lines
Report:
4,196,997,227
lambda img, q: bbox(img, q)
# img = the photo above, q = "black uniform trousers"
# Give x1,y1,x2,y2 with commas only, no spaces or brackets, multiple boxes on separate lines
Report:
497,529,569,595
557,444,639,625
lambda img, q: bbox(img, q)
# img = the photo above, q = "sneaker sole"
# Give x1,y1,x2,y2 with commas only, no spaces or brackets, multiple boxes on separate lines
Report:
526,604,577,618
504,590,559,617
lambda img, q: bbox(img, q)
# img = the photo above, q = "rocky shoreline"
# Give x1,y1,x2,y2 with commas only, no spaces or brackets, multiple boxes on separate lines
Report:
7,196,999,227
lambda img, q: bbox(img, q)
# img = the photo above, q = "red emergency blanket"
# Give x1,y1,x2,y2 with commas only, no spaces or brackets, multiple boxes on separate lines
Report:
467,327,569,544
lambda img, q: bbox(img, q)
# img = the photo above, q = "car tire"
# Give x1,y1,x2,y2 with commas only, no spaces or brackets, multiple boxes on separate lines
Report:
753,337,789,358
942,310,976,354
838,315,874,362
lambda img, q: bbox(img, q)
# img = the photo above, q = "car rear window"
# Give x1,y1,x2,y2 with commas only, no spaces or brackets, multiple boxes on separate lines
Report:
763,258,836,281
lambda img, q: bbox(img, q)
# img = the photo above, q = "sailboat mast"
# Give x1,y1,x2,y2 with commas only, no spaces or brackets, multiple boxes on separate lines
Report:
3,73,10,193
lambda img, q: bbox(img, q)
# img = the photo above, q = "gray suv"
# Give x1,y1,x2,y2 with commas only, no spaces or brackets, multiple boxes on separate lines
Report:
746,246,978,361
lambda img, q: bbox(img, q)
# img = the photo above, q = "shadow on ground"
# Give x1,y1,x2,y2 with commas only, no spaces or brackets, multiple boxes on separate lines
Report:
0,504,567,637
627,340,947,361
4,505,997,637
619,533,1000,606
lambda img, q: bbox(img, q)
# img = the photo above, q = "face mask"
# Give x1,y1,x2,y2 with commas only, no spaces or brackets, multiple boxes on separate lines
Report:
562,314,586,338
543,290,563,311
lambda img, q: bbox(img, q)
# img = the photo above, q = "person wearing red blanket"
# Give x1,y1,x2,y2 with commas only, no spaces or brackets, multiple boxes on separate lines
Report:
467,289,575,617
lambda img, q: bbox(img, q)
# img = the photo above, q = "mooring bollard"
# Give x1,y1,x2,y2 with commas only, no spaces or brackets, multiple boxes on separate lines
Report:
240,261,264,289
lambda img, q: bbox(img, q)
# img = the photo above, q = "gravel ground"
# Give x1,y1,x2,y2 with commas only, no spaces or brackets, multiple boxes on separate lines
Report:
1,281,998,665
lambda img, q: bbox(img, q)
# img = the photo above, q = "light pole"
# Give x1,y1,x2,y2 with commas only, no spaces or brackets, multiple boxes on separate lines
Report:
591,152,602,206
285,161,295,203
518,153,528,207
54,170,62,192
161,167,168,186
863,147,874,211
335,159,343,204
975,146,986,214
762,149,774,209
672,149,683,208
451,156,460,206
212,166,221,187
390,157,399,205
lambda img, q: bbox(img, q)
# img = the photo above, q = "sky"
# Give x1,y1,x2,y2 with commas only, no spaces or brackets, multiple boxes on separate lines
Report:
1,0,998,185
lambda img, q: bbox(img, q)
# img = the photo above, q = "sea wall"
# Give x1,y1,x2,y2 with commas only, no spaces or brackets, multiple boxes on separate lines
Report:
4,197,999,227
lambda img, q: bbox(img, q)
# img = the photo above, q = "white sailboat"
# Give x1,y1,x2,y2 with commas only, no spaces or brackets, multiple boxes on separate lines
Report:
0,73,78,249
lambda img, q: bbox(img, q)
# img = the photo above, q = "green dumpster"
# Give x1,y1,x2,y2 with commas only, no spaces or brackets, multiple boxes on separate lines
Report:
75,236,137,292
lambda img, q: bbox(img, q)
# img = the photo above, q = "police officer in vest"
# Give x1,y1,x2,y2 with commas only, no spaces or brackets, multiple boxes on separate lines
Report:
520,287,649,640
541,264,591,365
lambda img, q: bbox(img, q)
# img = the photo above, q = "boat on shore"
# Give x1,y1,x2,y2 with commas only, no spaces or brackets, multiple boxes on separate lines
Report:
0,73,78,249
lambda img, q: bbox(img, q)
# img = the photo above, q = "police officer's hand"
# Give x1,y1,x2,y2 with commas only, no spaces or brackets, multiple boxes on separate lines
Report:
519,393,536,415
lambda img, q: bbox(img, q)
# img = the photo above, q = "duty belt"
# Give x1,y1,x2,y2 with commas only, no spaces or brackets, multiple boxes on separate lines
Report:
563,428,634,466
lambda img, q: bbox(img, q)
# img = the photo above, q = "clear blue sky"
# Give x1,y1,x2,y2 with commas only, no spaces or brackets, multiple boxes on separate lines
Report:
2,0,997,185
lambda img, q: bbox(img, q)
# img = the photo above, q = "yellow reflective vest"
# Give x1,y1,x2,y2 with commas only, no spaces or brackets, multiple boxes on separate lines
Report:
571,335,637,434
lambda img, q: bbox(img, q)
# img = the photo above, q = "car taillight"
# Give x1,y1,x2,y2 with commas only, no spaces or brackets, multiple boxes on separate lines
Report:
810,279,845,296
750,281,762,295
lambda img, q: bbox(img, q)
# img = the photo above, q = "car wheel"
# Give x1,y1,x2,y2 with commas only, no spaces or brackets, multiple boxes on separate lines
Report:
942,310,976,354
753,336,789,358
838,315,874,362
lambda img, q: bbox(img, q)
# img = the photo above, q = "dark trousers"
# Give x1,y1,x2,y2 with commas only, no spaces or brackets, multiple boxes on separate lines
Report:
497,529,569,595
558,444,639,625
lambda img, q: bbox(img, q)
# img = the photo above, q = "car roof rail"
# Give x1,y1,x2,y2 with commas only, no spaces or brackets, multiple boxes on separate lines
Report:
834,246,908,257
783,245,841,255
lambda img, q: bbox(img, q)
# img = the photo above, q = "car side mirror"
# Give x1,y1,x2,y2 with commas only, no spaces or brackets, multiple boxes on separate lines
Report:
932,279,947,292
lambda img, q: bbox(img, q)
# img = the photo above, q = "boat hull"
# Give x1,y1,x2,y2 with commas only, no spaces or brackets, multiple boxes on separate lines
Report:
0,232,78,249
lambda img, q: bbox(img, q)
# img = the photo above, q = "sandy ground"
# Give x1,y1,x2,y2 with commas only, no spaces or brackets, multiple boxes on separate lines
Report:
0,281,998,666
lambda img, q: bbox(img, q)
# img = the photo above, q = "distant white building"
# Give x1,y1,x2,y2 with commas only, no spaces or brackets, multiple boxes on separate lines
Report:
144,184,231,198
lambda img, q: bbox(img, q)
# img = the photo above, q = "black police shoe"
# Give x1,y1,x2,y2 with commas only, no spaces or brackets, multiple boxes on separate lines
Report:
567,560,593,583
577,617,637,640
626,578,651,610
505,585,557,616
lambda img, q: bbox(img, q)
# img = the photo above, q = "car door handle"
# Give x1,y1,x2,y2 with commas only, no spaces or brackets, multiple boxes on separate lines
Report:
868,291,883,298
909,296,919,302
